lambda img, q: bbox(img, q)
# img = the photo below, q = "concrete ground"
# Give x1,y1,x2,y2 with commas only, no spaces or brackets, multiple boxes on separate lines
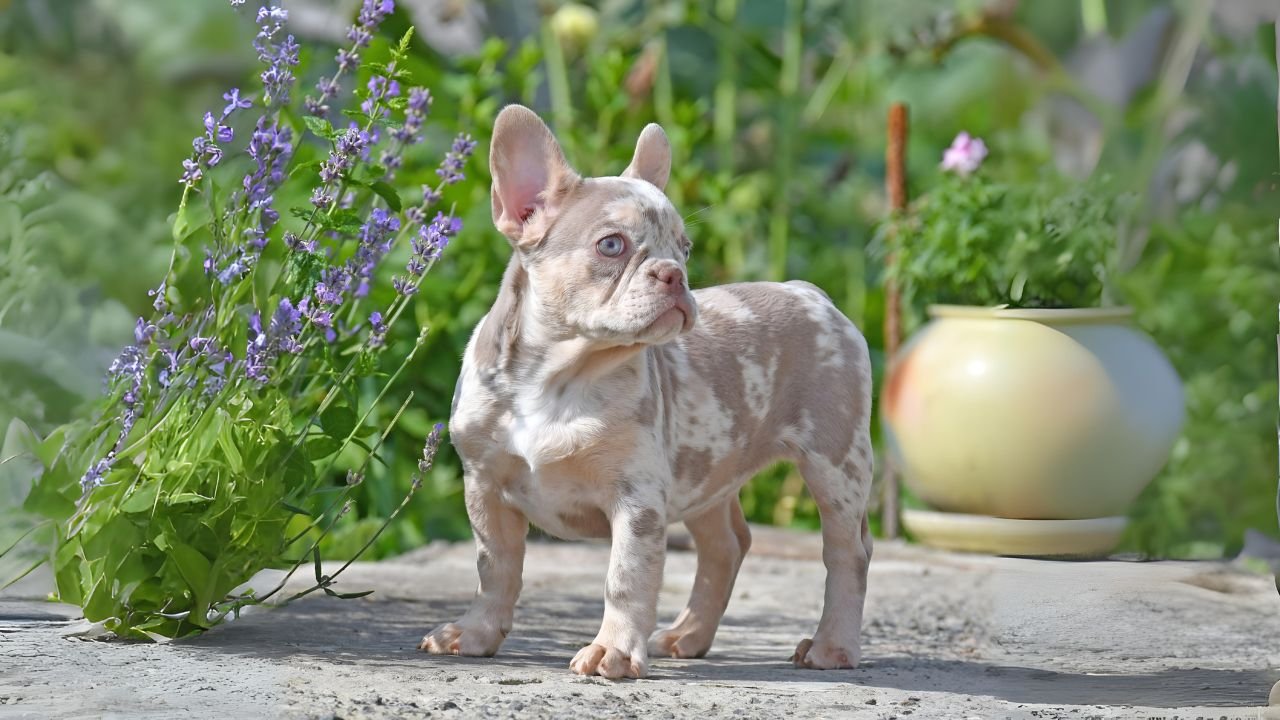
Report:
2,525,1278,719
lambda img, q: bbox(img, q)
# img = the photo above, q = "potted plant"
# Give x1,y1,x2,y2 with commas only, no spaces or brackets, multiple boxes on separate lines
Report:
880,134,1184,557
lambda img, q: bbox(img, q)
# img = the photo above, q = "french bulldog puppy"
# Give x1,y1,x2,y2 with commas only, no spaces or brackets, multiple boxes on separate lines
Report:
420,104,874,680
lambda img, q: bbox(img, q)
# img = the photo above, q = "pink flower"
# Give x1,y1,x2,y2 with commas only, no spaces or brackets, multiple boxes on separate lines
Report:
941,132,988,176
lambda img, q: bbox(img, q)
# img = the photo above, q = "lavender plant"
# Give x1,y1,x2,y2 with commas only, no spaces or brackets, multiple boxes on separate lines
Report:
12,0,473,639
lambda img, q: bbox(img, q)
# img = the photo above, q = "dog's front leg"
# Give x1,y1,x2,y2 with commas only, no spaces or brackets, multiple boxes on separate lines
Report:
420,476,527,657
571,503,666,680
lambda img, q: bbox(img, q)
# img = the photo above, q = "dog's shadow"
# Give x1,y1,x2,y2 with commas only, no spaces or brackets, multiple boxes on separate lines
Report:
184,593,1276,708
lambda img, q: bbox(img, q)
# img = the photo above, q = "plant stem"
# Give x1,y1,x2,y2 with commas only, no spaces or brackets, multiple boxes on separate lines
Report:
283,393,414,548
932,11,1116,133
1080,0,1107,37
801,39,852,126
653,33,675,130
713,0,738,173
1111,1,1210,284
542,18,574,141
313,326,430,483
768,0,803,282
279,467,422,605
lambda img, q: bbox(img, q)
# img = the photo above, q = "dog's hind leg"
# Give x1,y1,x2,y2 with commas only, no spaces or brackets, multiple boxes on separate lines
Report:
649,496,751,659
792,442,874,670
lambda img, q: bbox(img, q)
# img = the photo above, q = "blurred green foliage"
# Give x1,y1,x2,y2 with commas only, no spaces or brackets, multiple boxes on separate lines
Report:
1,0,1276,561
885,170,1127,310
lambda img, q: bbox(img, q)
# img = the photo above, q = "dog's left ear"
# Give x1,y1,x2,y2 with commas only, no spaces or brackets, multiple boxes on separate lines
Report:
622,123,671,192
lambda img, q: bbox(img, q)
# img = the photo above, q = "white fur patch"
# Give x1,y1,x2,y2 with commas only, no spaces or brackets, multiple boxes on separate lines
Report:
618,177,671,212
509,384,606,470
741,354,777,422
669,348,735,459
696,287,757,323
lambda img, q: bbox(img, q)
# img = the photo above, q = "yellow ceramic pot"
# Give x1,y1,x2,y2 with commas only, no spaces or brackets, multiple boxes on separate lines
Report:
882,305,1184,521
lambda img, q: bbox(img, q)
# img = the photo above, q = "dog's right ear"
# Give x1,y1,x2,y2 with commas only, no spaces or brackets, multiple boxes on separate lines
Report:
489,104,580,248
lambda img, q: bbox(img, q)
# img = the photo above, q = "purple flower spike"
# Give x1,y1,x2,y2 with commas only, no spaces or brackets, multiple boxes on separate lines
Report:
367,311,388,348
389,87,432,153
391,276,416,296
221,87,253,117
306,0,395,117
407,87,431,113
436,133,477,185
80,456,114,493
418,422,443,475
395,212,461,295
337,49,358,72
148,282,168,314
245,297,306,384
254,5,299,108
180,158,203,186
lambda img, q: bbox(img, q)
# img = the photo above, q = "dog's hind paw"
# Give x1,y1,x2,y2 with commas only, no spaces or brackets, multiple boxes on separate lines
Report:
791,637,859,670
649,624,714,659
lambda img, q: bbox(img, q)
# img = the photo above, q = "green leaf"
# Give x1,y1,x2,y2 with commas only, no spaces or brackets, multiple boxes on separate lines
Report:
329,209,365,234
82,571,119,622
320,405,357,442
171,201,211,243
83,515,141,562
170,542,212,623
166,492,211,506
279,443,315,488
120,482,160,513
23,461,76,521
2,418,37,465
217,426,244,475
366,181,402,212
302,115,335,140
305,436,343,459
0,556,46,592
396,27,415,55
325,588,374,600
312,546,323,584
53,540,84,606
34,426,69,468
288,160,325,180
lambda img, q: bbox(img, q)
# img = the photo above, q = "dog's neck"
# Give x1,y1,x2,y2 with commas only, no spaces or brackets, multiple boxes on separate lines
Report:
477,255,652,396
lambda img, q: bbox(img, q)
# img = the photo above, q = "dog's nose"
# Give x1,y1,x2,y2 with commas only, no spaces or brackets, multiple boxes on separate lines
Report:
652,262,685,289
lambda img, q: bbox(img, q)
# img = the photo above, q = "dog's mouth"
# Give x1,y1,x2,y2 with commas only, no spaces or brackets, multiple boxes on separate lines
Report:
652,296,696,334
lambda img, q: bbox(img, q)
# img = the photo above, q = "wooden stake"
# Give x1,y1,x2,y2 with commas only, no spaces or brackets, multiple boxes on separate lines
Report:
881,102,908,539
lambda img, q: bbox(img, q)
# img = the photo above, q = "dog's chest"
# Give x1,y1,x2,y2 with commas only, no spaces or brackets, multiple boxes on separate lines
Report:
503,384,613,470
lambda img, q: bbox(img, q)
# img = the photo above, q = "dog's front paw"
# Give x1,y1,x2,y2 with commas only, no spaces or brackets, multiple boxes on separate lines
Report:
570,642,649,680
419,621,506,657
791,637,859,670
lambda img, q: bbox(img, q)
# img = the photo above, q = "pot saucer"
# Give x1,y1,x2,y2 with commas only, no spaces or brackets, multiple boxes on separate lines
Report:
901,509,1127,559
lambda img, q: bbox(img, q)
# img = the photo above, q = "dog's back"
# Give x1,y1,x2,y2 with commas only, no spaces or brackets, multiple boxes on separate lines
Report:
659,280,873,521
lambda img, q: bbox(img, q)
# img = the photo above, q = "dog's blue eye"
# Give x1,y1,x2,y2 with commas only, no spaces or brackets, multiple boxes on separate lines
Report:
596,234,626,258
